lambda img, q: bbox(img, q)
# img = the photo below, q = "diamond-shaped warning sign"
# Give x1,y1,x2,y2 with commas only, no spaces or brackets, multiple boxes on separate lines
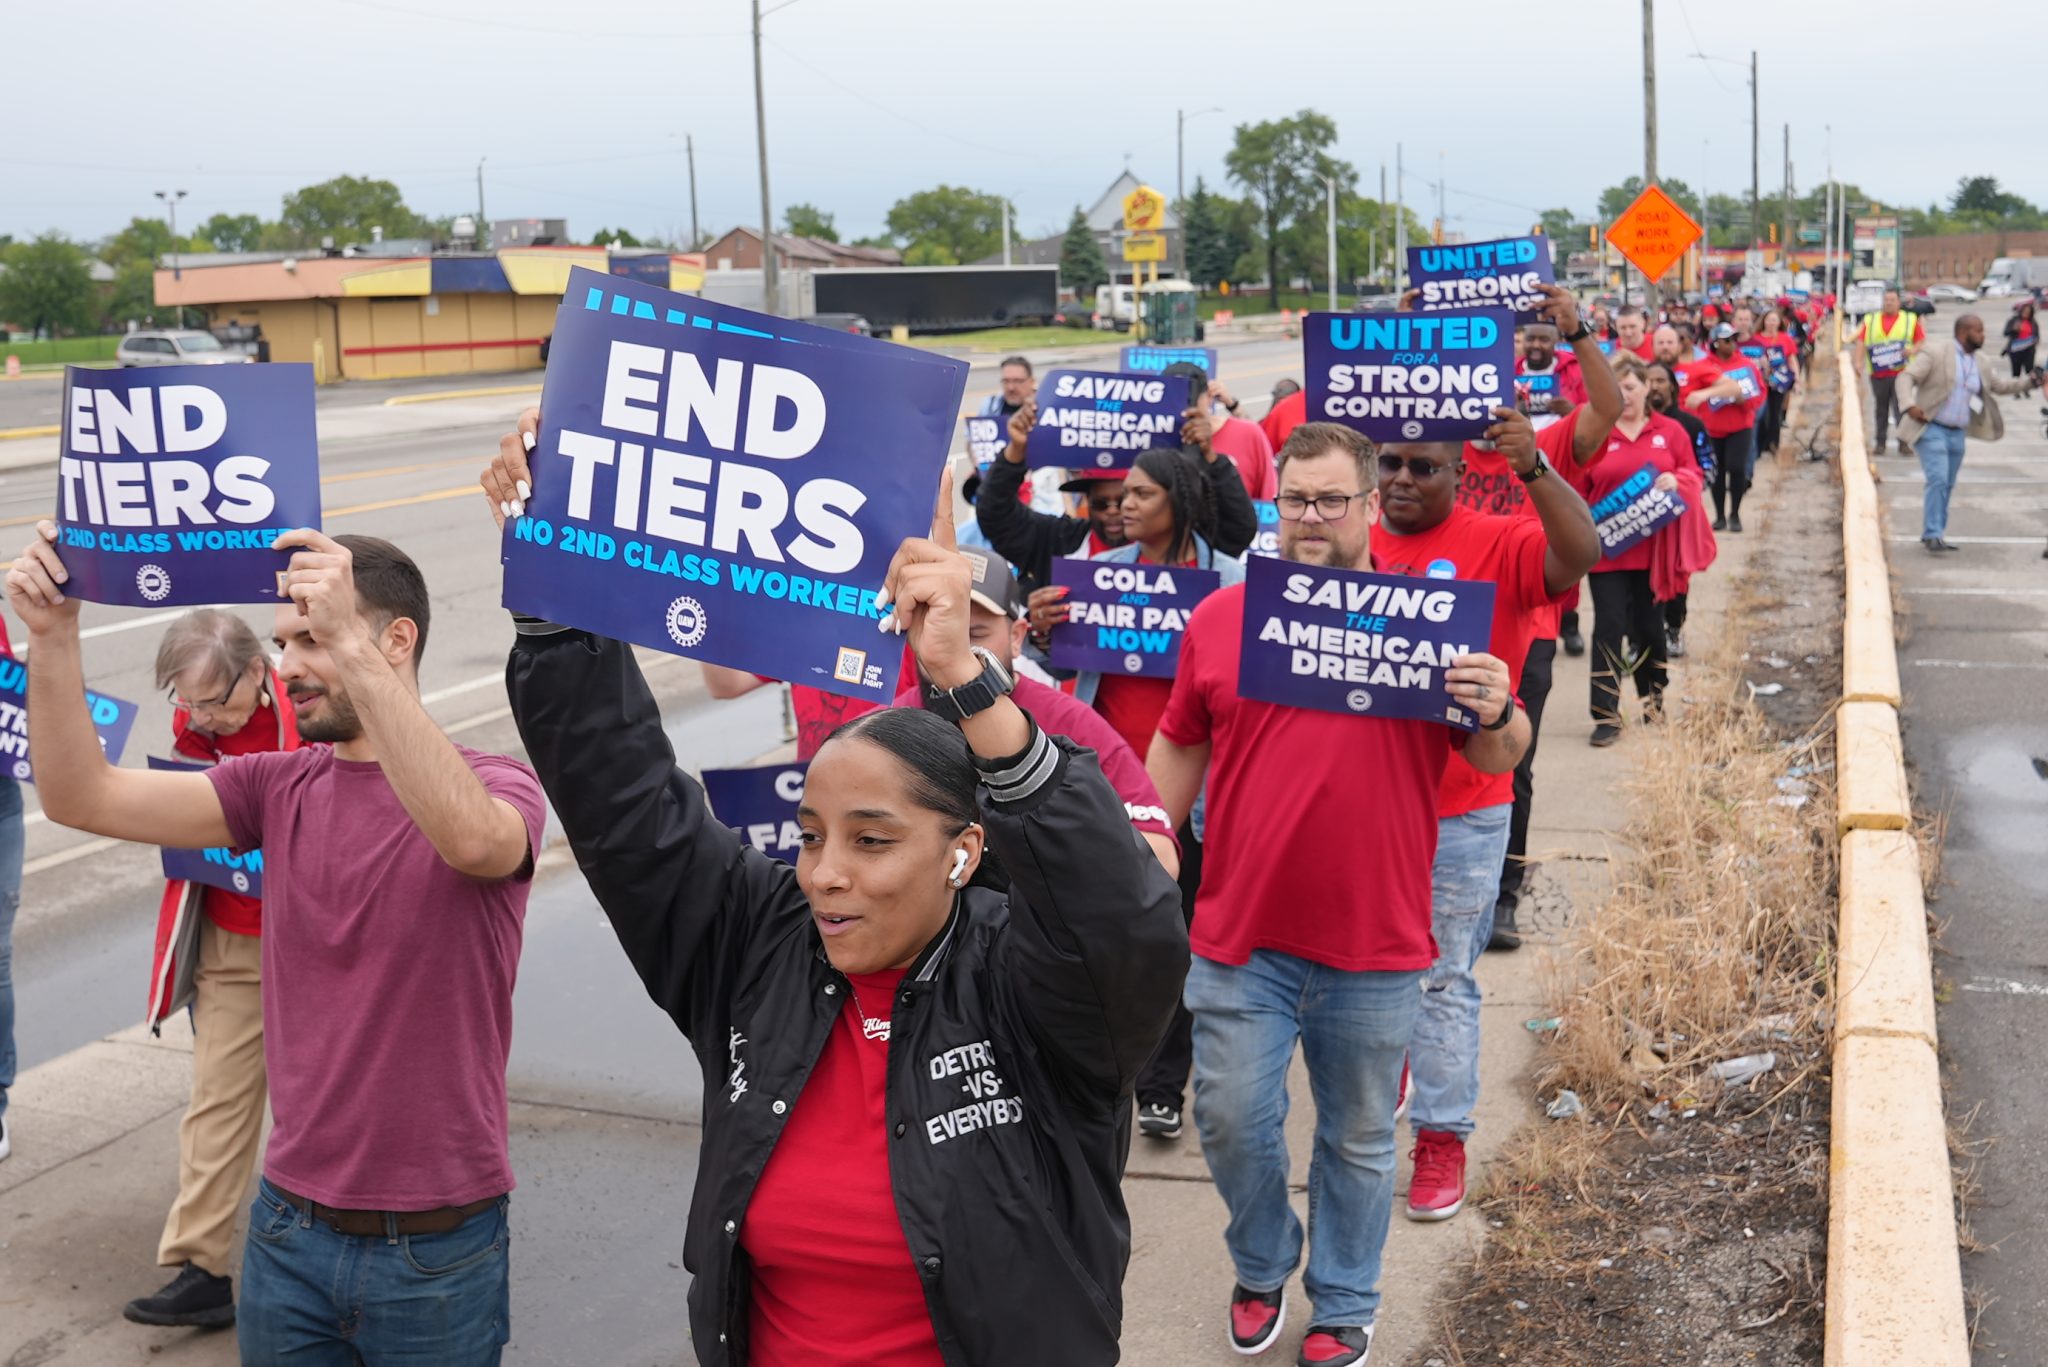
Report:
1604,184,1702,283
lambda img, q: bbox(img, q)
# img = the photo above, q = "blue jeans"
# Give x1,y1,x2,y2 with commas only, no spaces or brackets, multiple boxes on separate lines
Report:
1917,421,1968,540
239,1178,511,1365
1186,951,1423,1328
0,777,25,1125
1409,805,1513,1139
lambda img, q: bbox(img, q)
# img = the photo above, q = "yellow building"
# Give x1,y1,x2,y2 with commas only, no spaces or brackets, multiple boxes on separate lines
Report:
153,248,707,382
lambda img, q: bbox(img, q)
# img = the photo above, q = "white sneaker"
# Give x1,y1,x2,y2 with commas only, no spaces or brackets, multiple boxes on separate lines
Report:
0,1117,11,1163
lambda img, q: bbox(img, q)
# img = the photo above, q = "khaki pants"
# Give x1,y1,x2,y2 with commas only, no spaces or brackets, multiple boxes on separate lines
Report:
157,918,267,1277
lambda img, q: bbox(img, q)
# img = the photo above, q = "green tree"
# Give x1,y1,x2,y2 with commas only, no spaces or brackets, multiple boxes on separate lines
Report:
902,240,959,266
0,234,96,337
1539,206,1580,242
1181,178,1232,289
275,175,429,248
1223,110,1356,305
1596,175,1699,225
196,212,266,253
781,203,838,243
102,260,167,332
100,216,184,271
590,226,642,247
1951,176,2030,218
884,186,1009,265
1058,206,1107,298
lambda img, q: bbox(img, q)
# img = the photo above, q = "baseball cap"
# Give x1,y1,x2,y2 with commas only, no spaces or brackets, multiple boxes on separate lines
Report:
1709,322,1738,341
957,547,1023,619
1057,469,1129,494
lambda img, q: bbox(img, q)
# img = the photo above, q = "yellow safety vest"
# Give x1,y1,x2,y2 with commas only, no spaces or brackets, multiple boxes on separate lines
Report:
1862,311,1915,372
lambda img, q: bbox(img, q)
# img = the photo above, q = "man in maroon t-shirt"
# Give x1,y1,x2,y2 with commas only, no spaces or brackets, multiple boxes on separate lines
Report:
9,524,545,1366
1146,423,1528,1364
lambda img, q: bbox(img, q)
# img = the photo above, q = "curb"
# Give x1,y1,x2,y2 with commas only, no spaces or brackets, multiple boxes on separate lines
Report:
1823,351,1969,1367
384,382,543,408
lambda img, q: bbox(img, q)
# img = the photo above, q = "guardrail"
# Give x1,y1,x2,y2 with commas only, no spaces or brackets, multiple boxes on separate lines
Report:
1824,352,1968,1366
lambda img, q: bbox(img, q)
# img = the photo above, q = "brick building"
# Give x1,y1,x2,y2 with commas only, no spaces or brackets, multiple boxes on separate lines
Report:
1901,229,2048,289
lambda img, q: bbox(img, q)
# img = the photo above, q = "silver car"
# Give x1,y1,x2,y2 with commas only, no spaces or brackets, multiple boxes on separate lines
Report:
115,330,252,367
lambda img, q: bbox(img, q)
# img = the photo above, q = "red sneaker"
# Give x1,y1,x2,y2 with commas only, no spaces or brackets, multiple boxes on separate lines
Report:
1392,1057,1410,1124
1298,1324,1373,1365
1404,1128,1466,1221
1228,1283,1286,1355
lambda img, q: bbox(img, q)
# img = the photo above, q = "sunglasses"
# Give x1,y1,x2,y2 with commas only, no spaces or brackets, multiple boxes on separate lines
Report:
1375,454,1453,480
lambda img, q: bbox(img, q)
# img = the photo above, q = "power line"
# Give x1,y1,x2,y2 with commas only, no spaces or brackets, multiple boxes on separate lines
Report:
326,0,743,40
1675,0,1737,94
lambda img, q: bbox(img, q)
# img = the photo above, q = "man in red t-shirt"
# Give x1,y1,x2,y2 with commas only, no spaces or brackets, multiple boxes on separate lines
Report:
1371,412,1598,1221
1193,375,1279,501
1614,306,1655,361
1146,423,1528,1363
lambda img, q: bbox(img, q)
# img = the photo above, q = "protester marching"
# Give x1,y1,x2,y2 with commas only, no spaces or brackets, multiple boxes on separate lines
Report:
1,181,1872,1367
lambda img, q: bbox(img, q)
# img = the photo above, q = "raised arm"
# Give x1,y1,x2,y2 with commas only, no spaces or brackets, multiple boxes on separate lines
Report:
1483,407,1599,594
276,529,531,880
975,399,1087,587
1535,284,1620,461
7,522,231,848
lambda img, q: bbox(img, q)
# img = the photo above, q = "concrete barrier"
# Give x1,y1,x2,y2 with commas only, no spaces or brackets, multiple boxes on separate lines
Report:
1824,351,1968,1367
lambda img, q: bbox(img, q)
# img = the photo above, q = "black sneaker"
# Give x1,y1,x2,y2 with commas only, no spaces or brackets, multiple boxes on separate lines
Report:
1728,514,1744,533
1665,629,1686,659
1486,900,1522,952
1298,1323,1373,1365
1589,722,1622,748
1229,1283,1286,1355
122,1262,236,1328
1136,1102,1182,1140
1560,625,1585,657
1711,514,1727,531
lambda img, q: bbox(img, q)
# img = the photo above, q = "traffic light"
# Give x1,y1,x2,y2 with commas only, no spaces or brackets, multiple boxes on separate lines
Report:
1769,223,1779,244
1588,225,1598,248
1432,219,1443,245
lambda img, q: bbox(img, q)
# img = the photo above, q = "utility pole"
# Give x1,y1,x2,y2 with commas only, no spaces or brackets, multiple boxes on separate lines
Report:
1001,200,1012,267
687,134,700,250
1323,175,1338,311
1782,123,1794,269
476,158,487,236
155,188,188,327
1395,143,1407,292
1642,0,1660,315
1376,163,1386,284
1177,107,1220,278
1749,50,1760,250
752,0,778,315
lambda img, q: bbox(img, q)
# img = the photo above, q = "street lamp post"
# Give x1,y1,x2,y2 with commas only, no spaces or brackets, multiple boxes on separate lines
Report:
155,188,187,328
1177,106,1220,277
1320,175,1338,312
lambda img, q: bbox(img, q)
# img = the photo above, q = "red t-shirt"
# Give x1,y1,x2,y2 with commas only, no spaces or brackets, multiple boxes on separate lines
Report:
891,674,1175,842
775,645,918,761
1564,414,1692,573
1616,335,1654,362
207,745,546,1209
1158,583,1458,971
744,967,946,1367
1371,507,1556,817
174,697,291,937
1458,409,1580,641
1093,675,1174,763
1681,356,1762,438
1260,390,1308,452
1211,416,1277,500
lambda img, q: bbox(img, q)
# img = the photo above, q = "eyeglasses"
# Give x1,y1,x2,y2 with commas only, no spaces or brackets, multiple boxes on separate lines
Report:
168,672,247,715
1374,454,1454,480
1274,492,1369,521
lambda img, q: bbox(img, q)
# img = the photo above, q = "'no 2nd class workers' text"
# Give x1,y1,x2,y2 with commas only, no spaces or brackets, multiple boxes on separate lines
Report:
1317,315,1505,423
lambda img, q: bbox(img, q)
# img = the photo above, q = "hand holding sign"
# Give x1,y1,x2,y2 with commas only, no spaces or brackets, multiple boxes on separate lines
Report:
877,469,979,690
1482,407,1541,477
1003,397,1036,462
480,407,541,529
6,521,79,632
1533,283,1583,337
275,529,371,653
1442,653,1512,728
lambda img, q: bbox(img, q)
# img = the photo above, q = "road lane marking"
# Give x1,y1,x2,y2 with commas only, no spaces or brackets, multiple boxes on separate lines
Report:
325,484,481,518
0,455,488,532
1963,978,2048,997
1904,588,2048,596
1887,535,2044,544
1908,659,2048,670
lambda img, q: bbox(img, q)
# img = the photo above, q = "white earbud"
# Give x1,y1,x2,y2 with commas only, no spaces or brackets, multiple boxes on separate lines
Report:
949,849,970,886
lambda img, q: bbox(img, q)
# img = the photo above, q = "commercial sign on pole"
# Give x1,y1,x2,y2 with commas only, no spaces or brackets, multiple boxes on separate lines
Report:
1603,184,1702,285
1122,184,1166,233
1121,232,1167,263
1851,216,1900,284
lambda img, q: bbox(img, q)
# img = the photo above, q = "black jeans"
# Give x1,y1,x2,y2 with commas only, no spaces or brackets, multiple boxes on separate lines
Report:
1709,427,1757,521
1497,636,1556,913
1759,388,1788,453
1870,374,1901,451
1136,818,1201,1112
2011,346,2036,379
1588,569,1667,724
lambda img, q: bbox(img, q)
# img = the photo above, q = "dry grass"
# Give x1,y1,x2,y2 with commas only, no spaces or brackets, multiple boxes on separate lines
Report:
1531,631,1838,1111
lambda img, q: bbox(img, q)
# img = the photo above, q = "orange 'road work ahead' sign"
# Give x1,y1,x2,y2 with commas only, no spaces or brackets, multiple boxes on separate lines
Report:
1604,184,1702,283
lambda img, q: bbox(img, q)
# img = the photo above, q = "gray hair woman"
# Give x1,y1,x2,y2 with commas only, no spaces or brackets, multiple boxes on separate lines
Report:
126,609,299,1331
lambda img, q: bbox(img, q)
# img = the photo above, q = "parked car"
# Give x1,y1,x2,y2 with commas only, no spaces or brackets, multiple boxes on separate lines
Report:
1350,293,1403,313
799,312,872,336
1902,294,1936,316
1923,283,1977,303
1054,300,1094,329
115,330,252,367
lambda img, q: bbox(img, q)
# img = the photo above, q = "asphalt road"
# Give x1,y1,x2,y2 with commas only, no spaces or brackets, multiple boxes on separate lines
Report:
1869,299,2048,1365
2,327,1310,1362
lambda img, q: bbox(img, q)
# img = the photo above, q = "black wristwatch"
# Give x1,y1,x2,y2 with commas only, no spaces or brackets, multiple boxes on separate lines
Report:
1482,697,1518,731
1515,455,1549,485
921,646,1015,723
1561,321,1592,344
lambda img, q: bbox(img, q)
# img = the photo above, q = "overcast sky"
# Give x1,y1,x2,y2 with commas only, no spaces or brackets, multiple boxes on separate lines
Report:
7,0,2032,250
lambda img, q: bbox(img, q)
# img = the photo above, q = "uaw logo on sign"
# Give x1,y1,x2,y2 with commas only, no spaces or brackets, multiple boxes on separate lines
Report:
148,756,265,897
0,654,139,784
666,595,708,649
136,564,173,601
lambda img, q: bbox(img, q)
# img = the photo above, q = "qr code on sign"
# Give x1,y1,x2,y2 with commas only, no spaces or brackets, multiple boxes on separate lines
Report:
834,648,867,684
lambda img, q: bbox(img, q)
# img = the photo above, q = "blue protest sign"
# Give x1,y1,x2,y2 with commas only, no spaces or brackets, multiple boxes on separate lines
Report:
1708,359,1764,409
1026,369,1195,472
1047,556,1221,678
58,365,319,607
1235,554,1495,731
963,415,1006,467
501,267,968,704
1304,309,1514,443
1763,347,1795,391
1515,370,1561,417
147,754,265,895
0,654,138,784
702,761,809,864
1118,345,1218,380
1590,463,1687,559
1248,500,1281,558
1408,236,1555,324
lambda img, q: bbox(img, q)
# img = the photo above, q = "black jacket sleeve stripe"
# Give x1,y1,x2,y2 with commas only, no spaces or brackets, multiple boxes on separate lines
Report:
982,734,1187,1106
505,630,803,1048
